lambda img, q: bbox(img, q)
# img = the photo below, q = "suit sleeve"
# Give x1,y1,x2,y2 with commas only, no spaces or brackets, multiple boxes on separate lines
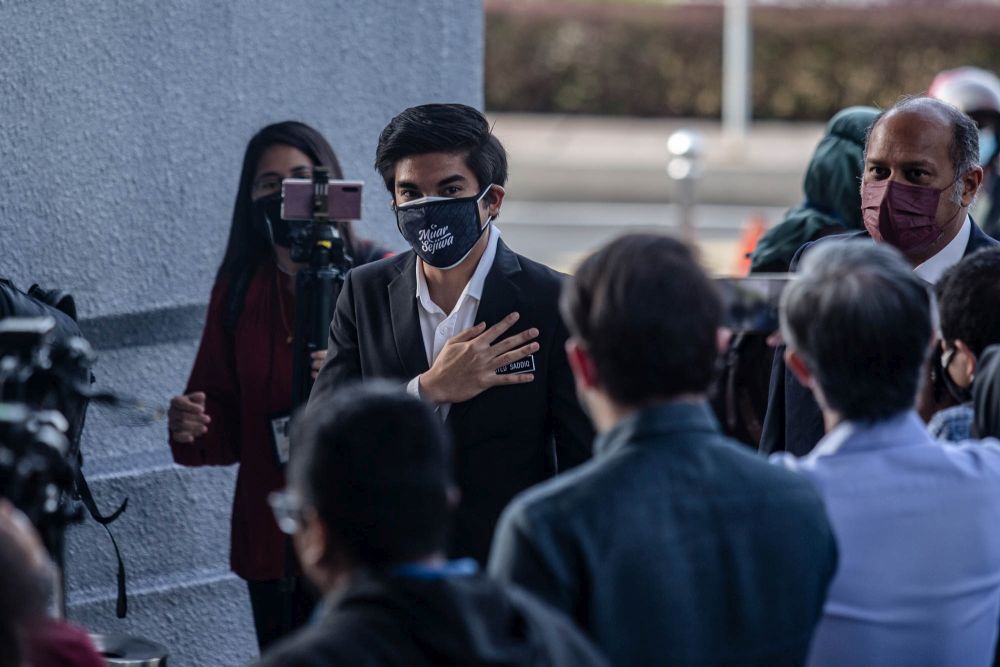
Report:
548,313,594,471
307,270,362,409
488,502,580,620
758,345,787,455
170,282,240,467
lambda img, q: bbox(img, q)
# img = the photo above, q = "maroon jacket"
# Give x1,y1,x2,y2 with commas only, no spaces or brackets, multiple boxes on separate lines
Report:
171,243,389,579
171,260,294,579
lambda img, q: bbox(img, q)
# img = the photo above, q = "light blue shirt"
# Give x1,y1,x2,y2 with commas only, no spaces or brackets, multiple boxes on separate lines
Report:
774,411,1000,667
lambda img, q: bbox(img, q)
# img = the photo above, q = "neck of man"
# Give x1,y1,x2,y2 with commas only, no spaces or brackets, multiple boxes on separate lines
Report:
422,228,491,315
319,551,448,598
590,391,706,434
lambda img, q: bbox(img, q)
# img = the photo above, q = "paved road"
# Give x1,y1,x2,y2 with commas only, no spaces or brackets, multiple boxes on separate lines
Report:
499,200,788,275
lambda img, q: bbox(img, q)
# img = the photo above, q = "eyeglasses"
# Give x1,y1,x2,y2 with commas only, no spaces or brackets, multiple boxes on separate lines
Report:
252,169,314,198
267,490,304,535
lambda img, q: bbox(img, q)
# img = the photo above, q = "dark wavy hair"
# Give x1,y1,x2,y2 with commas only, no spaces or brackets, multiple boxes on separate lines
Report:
374,103,508,194
217,121,355,327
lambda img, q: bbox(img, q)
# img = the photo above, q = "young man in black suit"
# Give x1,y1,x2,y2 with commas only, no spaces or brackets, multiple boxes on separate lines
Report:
308,103,592,564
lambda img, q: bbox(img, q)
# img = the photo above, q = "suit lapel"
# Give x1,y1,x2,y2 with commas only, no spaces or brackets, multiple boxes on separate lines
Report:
965,217,1000,255
388,252,430,379
446,241,523,426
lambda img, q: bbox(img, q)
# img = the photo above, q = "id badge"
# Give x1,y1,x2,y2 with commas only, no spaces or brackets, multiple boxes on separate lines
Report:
269,410,292,467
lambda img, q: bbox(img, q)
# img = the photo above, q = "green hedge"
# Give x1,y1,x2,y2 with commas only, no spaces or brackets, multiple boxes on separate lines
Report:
485,1,1000,120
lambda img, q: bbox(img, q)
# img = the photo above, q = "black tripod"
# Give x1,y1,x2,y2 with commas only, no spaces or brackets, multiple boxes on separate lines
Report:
279,167,353,637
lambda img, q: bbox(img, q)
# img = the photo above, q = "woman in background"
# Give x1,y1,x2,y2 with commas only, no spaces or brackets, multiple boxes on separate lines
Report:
167,121,389,651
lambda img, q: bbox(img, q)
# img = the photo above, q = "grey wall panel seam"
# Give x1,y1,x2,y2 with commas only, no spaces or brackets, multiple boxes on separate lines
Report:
79,303,208,351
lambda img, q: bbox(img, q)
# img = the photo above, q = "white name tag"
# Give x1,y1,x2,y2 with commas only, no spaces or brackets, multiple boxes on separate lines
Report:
269,413,292,466
495,354,536,376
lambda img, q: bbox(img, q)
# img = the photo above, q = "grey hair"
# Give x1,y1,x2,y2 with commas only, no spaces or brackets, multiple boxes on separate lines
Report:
863,96,980,204
780,239,933,422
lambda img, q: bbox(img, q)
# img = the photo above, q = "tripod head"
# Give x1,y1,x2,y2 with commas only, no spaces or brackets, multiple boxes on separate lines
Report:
286,168,360,409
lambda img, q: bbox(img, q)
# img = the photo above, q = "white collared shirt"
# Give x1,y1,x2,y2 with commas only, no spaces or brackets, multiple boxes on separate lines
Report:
913,215,970,284
405,225,500,419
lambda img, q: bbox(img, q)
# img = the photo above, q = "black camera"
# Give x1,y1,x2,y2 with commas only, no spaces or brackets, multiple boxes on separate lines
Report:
0,316,92,530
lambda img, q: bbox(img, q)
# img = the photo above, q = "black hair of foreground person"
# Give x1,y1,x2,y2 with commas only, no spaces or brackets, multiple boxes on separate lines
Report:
490,233,837,666
255,382,608,667
374,103,508,194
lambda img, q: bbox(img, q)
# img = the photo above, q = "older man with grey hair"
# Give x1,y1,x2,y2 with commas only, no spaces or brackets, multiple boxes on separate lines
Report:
773,239,1000,667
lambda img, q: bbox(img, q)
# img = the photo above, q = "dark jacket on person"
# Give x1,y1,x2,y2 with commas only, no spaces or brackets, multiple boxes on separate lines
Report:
308,241,594,564
254,571,609,667
749,106,878,274
974,344,1000,439
759,224,1000,456
489,401,838,667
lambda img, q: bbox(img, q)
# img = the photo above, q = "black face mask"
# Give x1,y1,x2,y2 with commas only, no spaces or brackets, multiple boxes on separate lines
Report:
394,187,492,269
251,192,292,248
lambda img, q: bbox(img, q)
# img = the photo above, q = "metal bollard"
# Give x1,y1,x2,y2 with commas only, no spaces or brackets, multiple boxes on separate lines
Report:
90,633,169,666
666,129,704,242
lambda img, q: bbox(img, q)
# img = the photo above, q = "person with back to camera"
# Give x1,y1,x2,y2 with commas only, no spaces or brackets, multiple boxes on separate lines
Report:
256,383,608,667
773,239,1000,666
166,121,390,651
490,234,837,666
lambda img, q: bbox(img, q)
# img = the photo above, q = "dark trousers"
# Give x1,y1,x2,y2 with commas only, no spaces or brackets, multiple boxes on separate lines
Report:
246,577,317,653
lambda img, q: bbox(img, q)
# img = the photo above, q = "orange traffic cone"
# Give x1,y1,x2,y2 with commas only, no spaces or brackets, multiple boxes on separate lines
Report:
734,215,768,276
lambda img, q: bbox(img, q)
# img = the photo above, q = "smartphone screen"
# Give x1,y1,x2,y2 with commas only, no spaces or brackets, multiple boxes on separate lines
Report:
281,179,364,221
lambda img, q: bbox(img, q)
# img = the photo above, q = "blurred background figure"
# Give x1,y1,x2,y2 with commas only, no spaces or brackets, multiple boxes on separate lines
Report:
749,106,878,274
930,66,1000,239
928,247,1000,441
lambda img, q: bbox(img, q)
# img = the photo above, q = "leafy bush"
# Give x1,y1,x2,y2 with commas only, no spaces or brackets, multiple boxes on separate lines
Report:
486,1,1000,120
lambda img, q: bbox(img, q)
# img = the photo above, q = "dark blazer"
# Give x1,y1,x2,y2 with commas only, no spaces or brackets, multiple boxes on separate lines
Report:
255,572,609,667
490,402,837,666
759,222,1000,456
308,241,593,563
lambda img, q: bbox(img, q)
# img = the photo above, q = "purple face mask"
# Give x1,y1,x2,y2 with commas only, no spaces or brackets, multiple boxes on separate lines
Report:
861,180,951,256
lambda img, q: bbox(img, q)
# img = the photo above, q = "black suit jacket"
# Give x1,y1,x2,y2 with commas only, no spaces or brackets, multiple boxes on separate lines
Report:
308,241,594,562
759,222,1000,456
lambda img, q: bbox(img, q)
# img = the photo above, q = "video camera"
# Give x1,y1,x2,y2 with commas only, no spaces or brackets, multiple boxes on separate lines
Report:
280,170,362,265
0,316,93,530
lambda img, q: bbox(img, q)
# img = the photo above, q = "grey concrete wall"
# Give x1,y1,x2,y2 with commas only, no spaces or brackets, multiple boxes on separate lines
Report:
1,2,483,665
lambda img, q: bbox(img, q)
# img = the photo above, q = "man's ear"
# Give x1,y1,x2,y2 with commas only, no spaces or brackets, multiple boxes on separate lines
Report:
961,165,985,207
955,339,978,379
294,508,329,572
485,184,505,220
784,347,814,390
565,338,599,391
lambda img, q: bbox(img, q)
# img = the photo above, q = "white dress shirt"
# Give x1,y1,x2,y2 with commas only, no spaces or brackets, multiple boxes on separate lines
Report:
913,214,970,284
405,225,500,419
